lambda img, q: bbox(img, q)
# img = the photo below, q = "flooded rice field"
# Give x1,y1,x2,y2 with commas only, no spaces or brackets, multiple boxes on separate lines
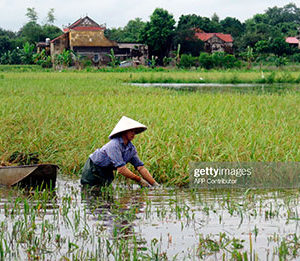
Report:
1,176,300,260
131,83,300,94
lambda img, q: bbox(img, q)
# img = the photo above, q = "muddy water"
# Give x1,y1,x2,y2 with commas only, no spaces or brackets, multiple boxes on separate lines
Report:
1,176,300,260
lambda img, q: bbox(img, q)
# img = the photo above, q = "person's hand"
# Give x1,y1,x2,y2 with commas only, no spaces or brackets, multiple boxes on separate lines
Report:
139,178,151,187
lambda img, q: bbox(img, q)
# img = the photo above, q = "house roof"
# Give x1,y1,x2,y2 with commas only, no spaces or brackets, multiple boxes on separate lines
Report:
195,32,233,43
64,26,105,32
63,16,105,32
286,37,299,44
51,16,107,43
50,33,67,43
36,42,49,47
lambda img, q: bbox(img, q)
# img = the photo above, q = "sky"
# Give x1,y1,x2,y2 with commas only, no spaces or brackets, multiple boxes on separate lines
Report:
0,0,295,32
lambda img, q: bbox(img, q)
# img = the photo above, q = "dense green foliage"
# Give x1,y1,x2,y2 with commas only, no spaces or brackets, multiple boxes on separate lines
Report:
105,18,145,42
173,27,204,56
0,7,62,63
178,52,241,69
1,3,300,67
236,3,300,52
104,3,300,58
141,8,175,64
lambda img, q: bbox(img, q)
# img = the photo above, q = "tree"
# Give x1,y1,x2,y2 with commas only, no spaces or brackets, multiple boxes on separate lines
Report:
177,14,222,33
107,48,120,67
0,28,16,39
47,8,55,24
173,28,204,56
265,3,300,25
211,13,220,23
20,42,35,64
19,7,62,44
276,22,298,36
245,46,254,69
0,49,22,65
0,28,19,57
105,18,145,42
0,35,12,56
122,18,145,42
236,17,277,51
26,7,38,23
18,6,62,44
255,38,292,56
174,14,224,56
18,21,44,44
104,27,125,42
141,8,175,64
269,37,292,56
220,17,245,38
236,3,300,52
255,40,270,54
42,25,63,40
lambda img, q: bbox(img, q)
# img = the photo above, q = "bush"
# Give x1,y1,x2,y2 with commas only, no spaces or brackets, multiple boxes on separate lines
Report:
54,49,74,68
179,54,196,68
33,50,52,68
199,53,213,69
275,57,288,67
0,49,22,64
40,56,52,68
198,52,240,69
163,56,172,67
20,42,35,64
82,59,92,68
211,52,225,68
223,54,241,68
289,53,300,63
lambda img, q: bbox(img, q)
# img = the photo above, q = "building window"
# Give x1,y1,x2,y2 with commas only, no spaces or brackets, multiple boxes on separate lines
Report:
93,54,100,63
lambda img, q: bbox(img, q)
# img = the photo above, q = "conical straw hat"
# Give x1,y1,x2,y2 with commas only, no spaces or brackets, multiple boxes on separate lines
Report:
109,116,147,139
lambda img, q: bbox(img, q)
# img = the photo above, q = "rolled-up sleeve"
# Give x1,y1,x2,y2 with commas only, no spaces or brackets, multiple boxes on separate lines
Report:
104,143,126,168
130,153,144,169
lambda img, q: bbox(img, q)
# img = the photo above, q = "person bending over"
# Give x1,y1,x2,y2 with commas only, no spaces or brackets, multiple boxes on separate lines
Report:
81,116,159,188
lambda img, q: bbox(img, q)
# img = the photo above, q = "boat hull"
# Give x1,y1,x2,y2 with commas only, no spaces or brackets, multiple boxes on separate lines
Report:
0,164,58,188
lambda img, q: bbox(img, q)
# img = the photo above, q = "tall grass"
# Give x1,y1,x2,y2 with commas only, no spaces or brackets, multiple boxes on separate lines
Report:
128,70,300,84
0,72,299,185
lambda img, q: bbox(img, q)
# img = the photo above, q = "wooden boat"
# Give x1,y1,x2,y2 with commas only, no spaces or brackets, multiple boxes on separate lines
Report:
0,164,58,188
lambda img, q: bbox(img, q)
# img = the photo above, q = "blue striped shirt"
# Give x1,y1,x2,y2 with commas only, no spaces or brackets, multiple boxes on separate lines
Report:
89,137,144,169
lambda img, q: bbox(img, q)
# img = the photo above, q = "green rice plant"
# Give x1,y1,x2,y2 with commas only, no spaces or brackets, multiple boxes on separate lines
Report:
266,72,276,83
0,71,299,186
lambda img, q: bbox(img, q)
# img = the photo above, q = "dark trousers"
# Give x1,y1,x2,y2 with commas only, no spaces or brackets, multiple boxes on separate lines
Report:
80,158,114,187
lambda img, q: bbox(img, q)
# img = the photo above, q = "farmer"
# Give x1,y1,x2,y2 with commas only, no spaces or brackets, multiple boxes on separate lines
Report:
81,116,159,188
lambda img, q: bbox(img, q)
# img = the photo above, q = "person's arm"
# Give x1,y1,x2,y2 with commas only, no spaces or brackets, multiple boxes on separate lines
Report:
117,166,150,187
129,152,158,186
137,166,159,186
117,165,140,181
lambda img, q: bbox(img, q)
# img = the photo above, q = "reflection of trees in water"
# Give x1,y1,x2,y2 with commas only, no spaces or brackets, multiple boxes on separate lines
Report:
81,186,146,241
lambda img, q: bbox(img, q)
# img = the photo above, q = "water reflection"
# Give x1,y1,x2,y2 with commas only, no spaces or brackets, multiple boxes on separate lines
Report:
80,185,147,240
1,176,300,260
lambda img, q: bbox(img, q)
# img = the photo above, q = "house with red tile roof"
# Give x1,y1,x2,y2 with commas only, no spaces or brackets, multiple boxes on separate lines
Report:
194,29,234,54
286,28,300,49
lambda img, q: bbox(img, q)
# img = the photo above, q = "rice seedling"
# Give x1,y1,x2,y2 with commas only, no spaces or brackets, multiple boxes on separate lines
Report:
0,182,300,259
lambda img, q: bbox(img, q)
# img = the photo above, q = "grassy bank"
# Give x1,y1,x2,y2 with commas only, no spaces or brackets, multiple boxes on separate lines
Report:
128,70,300,84
1,65,300,84
0,71,299,185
